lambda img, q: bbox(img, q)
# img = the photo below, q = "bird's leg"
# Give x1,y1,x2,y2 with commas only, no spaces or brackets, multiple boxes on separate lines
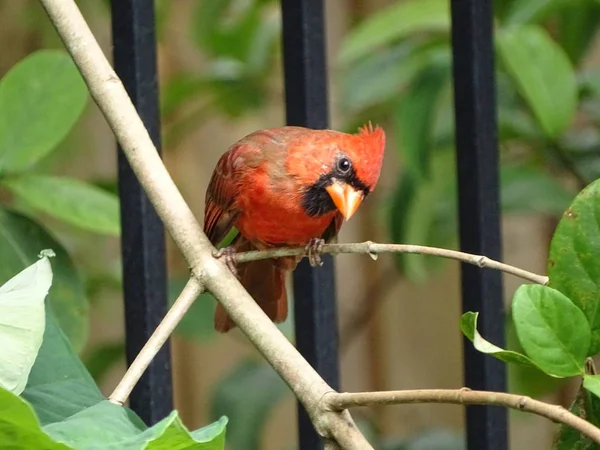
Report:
305,238,325,267
212,246,239,277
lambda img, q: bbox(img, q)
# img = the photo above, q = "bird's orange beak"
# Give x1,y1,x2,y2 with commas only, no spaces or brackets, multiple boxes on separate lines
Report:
325,182,364,220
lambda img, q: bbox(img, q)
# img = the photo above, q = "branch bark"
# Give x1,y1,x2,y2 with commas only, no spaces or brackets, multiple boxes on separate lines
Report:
233,241,549,285
323,388,600,444
39,0,371,447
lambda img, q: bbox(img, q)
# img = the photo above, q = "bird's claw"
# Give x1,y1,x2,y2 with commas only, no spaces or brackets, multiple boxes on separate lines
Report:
305,238,325,267
213,246,238,277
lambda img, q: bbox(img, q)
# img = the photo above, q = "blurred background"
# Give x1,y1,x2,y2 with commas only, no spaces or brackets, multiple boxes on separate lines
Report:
1,0,599,448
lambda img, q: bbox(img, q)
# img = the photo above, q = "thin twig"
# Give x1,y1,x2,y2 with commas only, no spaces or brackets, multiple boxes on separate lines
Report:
233,241,549,285
323,389,600,444
109,277,203,405
39,1,371,447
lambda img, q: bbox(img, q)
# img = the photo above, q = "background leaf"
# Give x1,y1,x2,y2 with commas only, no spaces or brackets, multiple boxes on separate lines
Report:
0,209,88,351
2,175,120,236
0,50,87,173
338,0,450,64
512,284,589,377
210,359,288,450
497,25,577,138
0,254,52,394
548,179,600,355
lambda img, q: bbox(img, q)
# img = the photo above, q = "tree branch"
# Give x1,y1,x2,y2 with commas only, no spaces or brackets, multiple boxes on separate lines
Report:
233,241,549,285
110,277,203,405
323,389,600,444
39,0,372,447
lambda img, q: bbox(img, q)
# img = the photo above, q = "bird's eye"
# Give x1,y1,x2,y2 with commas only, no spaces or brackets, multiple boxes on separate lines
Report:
337,157,351,174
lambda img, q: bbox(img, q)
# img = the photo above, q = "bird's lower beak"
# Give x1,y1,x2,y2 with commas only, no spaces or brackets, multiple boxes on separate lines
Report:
325,182,364,220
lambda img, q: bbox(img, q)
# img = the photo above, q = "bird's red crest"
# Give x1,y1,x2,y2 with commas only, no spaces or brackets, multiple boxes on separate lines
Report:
352,122,386,190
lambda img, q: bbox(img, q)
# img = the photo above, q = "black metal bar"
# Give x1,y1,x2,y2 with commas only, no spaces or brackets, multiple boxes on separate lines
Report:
111,0,172,425
281,1,339,449
450,1,508,449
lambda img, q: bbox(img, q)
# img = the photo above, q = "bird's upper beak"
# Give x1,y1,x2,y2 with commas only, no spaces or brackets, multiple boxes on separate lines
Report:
325,182,364,220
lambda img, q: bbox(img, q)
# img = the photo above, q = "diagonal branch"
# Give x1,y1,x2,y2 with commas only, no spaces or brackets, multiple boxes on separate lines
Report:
39,0,371,448
232,241,549,285
323,389,600,444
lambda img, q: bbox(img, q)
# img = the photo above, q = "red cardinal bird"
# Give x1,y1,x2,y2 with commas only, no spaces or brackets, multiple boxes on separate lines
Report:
203,123,385,332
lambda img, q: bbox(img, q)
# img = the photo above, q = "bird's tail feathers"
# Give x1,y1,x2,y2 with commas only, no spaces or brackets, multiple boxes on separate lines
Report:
214,238,289,333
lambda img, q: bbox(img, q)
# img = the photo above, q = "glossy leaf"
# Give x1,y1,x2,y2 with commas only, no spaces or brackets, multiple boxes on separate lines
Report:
211,359,288,450
584,374,600,399
339,0,450,64
0,50,87,173
2,175,120,236
497,25,577,138
461,312,537,367
548,179,600,355
0,209,88,351
512,284,589,377
0,253,52,394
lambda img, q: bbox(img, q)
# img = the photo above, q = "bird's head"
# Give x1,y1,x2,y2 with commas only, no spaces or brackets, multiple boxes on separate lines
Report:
287,123,386,220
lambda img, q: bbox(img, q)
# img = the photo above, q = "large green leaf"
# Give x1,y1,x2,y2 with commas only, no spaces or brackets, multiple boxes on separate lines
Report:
0,387,70,449
0,209,88,351
338,0,450,64
0,253,52,394
22,309,103,425
20,301,227,449
2,175,120,236
512,284,589,377
461,312,537,367
0,50,87,173
497,25,577,139
548,179,600,355
211,359,288,450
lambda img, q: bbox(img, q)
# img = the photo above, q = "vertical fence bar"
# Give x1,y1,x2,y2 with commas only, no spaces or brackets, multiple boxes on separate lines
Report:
110,0,172,425
280,1,339,449
450,1,508,449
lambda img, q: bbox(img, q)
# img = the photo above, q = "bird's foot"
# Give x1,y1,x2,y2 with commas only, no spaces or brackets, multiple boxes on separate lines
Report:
213,246,238,277
305,238,325,267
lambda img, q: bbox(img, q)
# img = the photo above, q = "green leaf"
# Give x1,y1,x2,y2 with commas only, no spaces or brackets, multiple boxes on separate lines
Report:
0,209,88,351
584,374,600,399
393,54,450,178
554,376,600,449
504,0,566,25
0,253,52,394
0,50,87,173
497,25,577,138
501,164,575,216
0,387,70,449
548,179,600,355
557,0,600,64
211,359,288,450
460,312,538,367
338,0,450,64
3,175,120,236
512,284,590,377
19,301,226,449
22,309,103,425
43,401,227,450
82,341,124,384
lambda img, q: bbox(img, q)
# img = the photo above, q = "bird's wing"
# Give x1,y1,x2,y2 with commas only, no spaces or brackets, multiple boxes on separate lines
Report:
204,148,244,246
